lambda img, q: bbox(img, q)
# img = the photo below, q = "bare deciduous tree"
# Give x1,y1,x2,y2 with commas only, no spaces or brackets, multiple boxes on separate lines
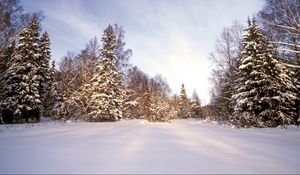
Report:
259,0,300,63
209,21,244,122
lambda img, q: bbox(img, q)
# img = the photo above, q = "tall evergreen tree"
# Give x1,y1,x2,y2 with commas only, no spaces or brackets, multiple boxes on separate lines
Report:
87,25,124,122
178,83,191,118
0,42,15,105
231,19,298,127
38,31,51,117
43,61,62,119
1,18,41,123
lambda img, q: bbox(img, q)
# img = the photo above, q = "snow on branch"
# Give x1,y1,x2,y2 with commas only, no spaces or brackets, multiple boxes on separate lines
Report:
283,62,300,69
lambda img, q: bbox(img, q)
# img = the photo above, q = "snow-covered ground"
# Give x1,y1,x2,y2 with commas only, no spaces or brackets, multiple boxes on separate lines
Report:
0,119,299,174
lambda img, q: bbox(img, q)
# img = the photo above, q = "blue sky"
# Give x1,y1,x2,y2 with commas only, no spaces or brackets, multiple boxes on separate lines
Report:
21,0,264,104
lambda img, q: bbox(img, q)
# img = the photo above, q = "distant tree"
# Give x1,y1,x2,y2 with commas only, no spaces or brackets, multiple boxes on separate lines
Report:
169,94,180,119
146,75,173,122
231,19,299,127
190,90,203,118
202,105,214,122
124,66,174,122
178,83,191,118
148,93,173,122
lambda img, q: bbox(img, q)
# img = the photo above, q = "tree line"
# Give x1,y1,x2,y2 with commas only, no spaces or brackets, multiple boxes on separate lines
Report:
0,0,203,124
56,25,203,123
1,0,299,128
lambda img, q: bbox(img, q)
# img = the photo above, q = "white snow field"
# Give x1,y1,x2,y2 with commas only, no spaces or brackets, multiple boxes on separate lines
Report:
0,119,299,174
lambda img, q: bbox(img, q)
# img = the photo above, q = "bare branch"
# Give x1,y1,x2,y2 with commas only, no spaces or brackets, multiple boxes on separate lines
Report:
271,41,300,48
67,73,80,86
273,48,300,54
265,20,299,33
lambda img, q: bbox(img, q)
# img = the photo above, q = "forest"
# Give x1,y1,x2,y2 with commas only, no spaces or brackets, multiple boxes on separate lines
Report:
0,0,299,128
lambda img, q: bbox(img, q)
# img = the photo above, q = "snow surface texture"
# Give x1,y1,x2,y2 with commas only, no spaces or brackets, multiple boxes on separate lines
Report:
0,119,299,174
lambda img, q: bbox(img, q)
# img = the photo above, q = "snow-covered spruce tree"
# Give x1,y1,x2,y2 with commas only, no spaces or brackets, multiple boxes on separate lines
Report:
43,61,63,119
87,25,124,122
0,42,15,108
231,19,299,128
38,31,52,117
177,83,191,118
190,90,203,118
1,18,41,123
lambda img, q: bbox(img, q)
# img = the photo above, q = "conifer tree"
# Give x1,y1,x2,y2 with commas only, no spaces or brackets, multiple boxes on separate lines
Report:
0,42,15,106
43,61,63,118
190,90,203,118
231,19,299,127
38,31,52,117
39,32,51,94
178,83,191,118
1,18,41,123
87,25,124,122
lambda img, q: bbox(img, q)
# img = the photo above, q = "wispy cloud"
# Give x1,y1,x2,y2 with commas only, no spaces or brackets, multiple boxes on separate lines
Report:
33,0,102,61
42,0,99,39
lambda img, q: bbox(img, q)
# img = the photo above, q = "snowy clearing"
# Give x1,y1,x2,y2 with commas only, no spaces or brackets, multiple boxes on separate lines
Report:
0,119,300,174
